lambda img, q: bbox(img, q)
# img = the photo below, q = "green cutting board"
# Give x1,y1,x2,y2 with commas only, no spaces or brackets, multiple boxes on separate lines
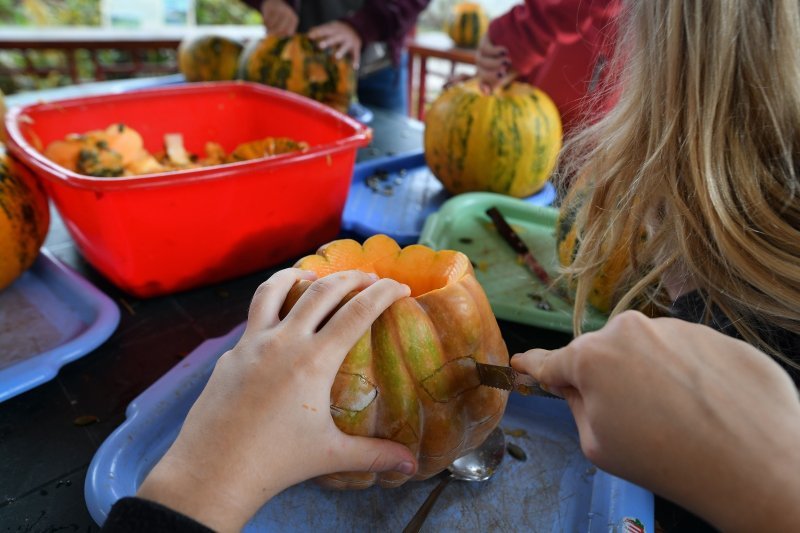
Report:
419,192,608,334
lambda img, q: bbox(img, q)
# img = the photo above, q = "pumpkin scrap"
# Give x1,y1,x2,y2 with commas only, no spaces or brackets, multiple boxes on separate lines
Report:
285,234,509,489
43,124,309,177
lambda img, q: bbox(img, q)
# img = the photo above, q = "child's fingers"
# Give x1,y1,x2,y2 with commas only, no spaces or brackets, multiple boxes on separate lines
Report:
246,268,317,332
284,270,379,332
511,347,576,390
318,278,410,356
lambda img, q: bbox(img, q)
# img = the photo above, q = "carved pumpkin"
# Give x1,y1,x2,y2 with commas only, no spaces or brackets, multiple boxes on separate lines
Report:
239,34,356,114
424,79,562,198
446,2,489,49
284,234,509,489
178,34,244,82
0,149,50,291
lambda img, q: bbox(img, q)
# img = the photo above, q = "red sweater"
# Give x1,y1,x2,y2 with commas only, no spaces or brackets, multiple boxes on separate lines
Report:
487,0,621,135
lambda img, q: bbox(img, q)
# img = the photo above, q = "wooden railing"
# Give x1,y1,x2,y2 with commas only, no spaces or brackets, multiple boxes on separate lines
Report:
0,26,264,87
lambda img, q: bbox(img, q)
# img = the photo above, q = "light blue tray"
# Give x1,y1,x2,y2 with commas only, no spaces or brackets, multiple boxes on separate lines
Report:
85,323,653,532
342,151,557,245
0,249,120,403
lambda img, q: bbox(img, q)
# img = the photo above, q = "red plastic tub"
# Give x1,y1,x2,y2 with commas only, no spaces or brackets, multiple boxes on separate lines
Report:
5,81,372,297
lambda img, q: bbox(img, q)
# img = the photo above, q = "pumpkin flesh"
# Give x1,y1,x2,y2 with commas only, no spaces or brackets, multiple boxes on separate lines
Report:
286,234,509,489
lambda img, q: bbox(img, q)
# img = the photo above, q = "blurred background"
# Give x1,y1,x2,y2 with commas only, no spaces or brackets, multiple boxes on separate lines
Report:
0,0,517,97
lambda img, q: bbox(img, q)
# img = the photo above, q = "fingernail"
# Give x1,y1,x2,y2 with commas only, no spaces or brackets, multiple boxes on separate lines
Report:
503,60,511,67
497,71,503,78
367,272,380,280
395,461,415,475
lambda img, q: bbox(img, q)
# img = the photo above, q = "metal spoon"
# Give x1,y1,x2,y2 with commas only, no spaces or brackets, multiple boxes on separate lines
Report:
402,427,506,533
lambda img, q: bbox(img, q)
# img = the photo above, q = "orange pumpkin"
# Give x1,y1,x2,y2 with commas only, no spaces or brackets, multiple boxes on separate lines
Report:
0,149,50,291
284,234,509,489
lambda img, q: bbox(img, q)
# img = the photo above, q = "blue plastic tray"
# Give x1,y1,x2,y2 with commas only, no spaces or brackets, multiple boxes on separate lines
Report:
85,324,653,531
0,249,120,403
341,151,557,245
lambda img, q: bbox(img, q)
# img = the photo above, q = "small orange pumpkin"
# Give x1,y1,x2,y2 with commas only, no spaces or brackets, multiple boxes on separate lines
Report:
0,149,50,291
283,234,509,489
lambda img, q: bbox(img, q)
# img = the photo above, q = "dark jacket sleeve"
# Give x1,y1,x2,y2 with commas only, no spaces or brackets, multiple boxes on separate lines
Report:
101,497,214,533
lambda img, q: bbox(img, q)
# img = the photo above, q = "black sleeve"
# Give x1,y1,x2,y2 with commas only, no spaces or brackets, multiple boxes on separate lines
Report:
101,497,215,533
670,290,800,385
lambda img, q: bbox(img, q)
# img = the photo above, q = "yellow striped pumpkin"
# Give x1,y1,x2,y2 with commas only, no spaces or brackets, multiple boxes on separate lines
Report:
556,184,630,313
239,33,356,114
424,79,562,198
446,2,489,49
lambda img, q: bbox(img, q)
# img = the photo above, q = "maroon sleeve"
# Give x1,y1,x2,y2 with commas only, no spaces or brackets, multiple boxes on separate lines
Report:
342,0,430,48
240,0,300,14
487,0,618,79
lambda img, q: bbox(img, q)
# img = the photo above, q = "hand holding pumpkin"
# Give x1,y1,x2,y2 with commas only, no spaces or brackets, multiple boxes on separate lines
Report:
511,311,800,532
476,34,515,93
260,0,298,38
308,21,363,69
137,268,417,532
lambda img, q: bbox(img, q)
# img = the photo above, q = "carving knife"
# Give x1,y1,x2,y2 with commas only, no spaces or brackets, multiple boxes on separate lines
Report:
475,362,561,399
485,206,551,285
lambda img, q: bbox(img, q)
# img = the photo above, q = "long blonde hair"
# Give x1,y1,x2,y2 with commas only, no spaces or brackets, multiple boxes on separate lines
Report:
560,0,800,364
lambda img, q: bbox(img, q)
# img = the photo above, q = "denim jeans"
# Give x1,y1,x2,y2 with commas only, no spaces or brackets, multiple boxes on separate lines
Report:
357,52,408,115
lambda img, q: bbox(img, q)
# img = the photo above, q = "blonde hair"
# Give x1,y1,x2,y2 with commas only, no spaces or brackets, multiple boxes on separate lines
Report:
559,0,800,364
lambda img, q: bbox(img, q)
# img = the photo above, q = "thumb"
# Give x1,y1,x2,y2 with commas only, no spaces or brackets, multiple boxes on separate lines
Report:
336,435,418,477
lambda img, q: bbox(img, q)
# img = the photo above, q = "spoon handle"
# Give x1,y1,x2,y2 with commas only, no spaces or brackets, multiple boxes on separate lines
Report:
402,474,453,533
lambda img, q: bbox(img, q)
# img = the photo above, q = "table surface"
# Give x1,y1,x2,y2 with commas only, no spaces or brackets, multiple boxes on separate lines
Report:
0,79,572,531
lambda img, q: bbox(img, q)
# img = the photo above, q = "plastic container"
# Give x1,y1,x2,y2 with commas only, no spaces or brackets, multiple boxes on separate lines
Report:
342,151,557,245
85,323,654,531
420,192,608,333
0,249,119,403
5,81,372,297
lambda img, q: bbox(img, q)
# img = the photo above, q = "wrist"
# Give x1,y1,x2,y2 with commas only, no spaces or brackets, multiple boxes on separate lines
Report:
137,453,257,533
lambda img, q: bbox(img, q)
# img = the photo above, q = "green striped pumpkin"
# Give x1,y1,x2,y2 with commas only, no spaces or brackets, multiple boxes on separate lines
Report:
446,2,489,49
239,33,356,113
424,79,563,198
178,34,243,82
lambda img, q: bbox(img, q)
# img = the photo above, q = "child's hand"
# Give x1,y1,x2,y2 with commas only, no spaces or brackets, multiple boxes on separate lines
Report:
260,0,298,37
476,34,515,93
512,311,800,532
136,268,416,532
309,21,363,69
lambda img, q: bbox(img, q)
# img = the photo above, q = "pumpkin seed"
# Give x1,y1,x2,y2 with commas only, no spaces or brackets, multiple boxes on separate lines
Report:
73,415,99,427
507,442,527,461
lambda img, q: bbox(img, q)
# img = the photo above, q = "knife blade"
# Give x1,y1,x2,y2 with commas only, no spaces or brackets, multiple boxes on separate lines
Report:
485,206,551,285
475,362,561,398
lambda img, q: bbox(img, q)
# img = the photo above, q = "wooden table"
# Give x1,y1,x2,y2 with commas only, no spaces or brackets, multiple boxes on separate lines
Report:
406,32,478,121
0,76,572,530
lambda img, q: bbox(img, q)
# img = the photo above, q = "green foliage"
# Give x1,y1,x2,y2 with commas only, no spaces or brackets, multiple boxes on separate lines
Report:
196,0,261,25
